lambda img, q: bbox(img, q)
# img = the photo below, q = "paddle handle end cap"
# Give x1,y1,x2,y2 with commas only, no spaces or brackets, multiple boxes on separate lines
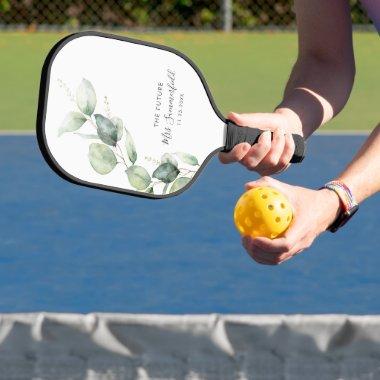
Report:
223,120,306,163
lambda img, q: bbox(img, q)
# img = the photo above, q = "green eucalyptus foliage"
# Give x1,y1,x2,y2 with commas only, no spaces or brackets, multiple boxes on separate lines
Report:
170,177,191,193
153,163,180,184
88,143,117,175
94,114,118,146
58,78,199,195
161,153,178,167
76,79,97,116
175,152,199,166
126,165,151,190
124,129,137,164
58,112,87,136
111,117,124,141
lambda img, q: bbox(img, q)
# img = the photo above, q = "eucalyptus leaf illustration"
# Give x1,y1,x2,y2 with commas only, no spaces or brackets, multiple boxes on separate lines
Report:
111,117,124,141
152,163,180,184
58,79,157,193
161,153,178,167
175,152,199,166
76,79,97,116
58,112,87,136
163,183,170,194
94,114,118,146
170,177,191,193
126,165,151,190
124,129,137,164
88,143,117,175
75,133,99,140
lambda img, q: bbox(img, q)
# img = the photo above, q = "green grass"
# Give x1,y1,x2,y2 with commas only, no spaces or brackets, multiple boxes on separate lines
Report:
0,31,378,131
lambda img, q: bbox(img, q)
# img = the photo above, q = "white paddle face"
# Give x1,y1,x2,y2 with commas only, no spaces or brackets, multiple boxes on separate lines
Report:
38,32,225,198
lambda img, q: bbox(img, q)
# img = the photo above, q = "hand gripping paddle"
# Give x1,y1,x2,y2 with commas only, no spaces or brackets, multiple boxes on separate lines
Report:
37,31,305,199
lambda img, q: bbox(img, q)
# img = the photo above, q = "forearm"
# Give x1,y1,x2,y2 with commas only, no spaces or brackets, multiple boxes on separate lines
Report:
275,0,355,138
336,124,380,203
276,57,355,138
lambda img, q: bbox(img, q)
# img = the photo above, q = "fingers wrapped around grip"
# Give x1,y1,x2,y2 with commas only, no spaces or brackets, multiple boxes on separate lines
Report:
223,120,306,163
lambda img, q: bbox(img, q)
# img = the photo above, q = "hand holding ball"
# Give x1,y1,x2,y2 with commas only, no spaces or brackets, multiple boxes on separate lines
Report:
234,186,293,239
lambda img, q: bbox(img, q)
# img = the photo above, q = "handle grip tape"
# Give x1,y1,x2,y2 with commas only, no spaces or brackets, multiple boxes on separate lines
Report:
223,120,306,164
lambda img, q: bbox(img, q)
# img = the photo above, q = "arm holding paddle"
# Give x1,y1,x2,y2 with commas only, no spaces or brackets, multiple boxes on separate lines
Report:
219,0,355,175
242,124,380,265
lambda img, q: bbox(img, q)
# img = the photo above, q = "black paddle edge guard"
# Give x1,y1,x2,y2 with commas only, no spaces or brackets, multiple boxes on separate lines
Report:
223,120,306,163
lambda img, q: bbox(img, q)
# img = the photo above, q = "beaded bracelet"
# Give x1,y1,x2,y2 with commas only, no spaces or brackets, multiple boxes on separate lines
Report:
320,180,359,232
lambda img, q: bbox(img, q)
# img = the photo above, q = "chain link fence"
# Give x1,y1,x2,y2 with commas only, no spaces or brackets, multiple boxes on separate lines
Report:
0,0,372,31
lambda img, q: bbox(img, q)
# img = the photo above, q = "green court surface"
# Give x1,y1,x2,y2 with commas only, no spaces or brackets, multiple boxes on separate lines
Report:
0,31,378,132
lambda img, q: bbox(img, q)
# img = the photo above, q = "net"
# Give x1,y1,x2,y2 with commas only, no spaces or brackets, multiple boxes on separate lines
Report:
1,313,380,379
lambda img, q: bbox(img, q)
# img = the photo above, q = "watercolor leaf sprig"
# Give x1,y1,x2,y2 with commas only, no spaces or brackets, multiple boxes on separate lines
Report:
58,78,199,195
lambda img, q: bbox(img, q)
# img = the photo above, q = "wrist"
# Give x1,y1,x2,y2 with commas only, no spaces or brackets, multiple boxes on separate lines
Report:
274,107,304,136
318,188,342,230
335,177,361,204
320,180,359,232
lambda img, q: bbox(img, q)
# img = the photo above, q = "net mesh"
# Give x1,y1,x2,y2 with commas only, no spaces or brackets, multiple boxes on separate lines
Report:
0,0,372,30
1,313,380,379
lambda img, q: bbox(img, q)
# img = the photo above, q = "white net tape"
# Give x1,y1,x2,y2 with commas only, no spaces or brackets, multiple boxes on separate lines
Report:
1,313,380,379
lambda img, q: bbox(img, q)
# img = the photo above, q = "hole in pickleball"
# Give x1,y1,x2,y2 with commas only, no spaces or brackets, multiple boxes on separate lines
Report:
254,211,261,218
245,217,252,227
281,203,285,209
287,216,291,222
268,205,274,210
261,194,268,199
273,191,279,196
276,217,281,223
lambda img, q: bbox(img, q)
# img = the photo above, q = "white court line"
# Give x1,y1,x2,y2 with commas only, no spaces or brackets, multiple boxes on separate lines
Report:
0,130,371,136
315,130,370,136
0,130,36,136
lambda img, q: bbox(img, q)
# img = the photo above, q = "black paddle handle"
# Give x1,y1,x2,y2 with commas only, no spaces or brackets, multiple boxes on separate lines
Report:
223,120,306,163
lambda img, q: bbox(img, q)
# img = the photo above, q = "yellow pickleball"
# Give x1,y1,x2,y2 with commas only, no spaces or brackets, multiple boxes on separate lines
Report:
234,186,293,239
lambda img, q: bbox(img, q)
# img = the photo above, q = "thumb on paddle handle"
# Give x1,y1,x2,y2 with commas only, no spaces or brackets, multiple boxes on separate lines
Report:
223,120,306,164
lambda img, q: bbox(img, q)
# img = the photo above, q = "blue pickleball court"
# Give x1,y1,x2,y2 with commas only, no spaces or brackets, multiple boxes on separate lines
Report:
0,134,379,314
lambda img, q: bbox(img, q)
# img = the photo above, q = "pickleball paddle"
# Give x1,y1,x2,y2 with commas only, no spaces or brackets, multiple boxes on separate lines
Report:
37,31,305,199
